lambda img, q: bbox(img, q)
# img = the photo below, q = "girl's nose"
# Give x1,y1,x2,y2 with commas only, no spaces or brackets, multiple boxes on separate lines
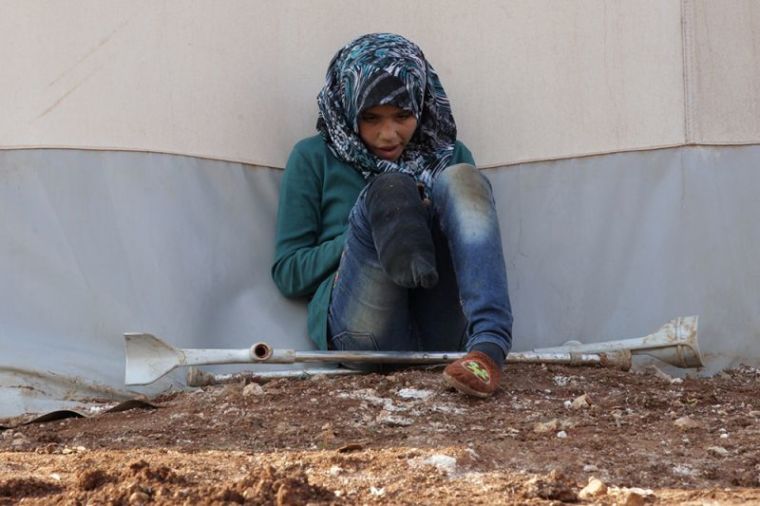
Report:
378,120,398,140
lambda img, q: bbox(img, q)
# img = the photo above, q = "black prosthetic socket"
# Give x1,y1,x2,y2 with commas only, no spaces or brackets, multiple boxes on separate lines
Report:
365,173,438,289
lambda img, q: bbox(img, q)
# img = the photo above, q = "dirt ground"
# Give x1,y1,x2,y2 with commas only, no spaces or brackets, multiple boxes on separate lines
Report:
2,363,760,505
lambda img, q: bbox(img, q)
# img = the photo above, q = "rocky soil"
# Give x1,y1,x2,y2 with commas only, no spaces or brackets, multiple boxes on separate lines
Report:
2,363,760,504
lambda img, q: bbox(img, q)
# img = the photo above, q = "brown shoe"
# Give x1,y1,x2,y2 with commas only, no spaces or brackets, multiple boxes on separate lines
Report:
443,351,501,398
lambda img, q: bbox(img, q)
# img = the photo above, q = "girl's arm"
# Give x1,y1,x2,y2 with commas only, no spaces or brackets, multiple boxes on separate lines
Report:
453,141,476,166
271,147,345,298
271,139,473,298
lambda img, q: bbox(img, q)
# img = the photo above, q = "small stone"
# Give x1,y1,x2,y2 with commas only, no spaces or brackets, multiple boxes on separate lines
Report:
370,486,385,496
707,446,730,457
421,454,458,476
242,383,264,396
397,388,434,400
571,394,590,410
618,490,646,506
608,486,653,505
720,433,729,439
628,487,654,497
10,434,29,447
533,419,559,433
673,416,701,430
556,431,568,438
578,477,607,499
128,491,150,505
377,412,414,427
749,410,760,417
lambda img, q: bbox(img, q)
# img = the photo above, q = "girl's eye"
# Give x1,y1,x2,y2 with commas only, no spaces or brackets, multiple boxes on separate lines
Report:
396,111,413,120
360,114,379,122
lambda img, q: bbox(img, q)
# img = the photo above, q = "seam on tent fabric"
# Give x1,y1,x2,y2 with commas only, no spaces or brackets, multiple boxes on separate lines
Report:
3,142,760,171
0,145,285,171
477,142,760,170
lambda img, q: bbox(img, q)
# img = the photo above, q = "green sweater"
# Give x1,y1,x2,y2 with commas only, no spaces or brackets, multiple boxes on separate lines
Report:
271,134,475,350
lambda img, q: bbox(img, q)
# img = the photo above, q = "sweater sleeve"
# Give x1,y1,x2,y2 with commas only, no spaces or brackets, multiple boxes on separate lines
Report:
271,145,346,298
453,141,476,166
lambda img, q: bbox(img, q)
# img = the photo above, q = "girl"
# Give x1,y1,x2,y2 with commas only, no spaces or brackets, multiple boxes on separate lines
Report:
272,33,513,397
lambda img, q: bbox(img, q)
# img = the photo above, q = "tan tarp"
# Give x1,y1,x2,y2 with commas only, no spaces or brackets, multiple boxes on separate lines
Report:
685,0,760,144
0,0,692,167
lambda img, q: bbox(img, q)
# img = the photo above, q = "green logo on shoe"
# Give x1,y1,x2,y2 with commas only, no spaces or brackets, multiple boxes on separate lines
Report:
463,360,490,383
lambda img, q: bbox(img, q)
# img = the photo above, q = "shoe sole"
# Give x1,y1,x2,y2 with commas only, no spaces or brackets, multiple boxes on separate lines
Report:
442,371,492,399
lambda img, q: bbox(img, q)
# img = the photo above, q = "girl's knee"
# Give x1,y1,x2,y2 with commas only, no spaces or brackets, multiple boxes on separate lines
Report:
366,171,417,199
433,163,493,203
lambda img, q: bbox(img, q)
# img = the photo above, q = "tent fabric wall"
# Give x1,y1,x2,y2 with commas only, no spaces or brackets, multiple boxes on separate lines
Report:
1,1,685,167
3,145,760,417
2,1,760,418
685,0,760,144
0,149,307,417
5,1,760,163
489,145,760,371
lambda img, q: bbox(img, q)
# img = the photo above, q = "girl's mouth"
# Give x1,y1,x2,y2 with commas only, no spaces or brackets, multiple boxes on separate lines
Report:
376,145,401,159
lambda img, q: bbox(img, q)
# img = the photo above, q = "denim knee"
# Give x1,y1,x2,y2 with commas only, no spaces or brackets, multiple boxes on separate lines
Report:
432,163,493,204
432,164,497,243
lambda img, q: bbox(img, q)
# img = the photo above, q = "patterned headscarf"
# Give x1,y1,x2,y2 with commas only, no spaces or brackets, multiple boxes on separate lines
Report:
317,33,457,190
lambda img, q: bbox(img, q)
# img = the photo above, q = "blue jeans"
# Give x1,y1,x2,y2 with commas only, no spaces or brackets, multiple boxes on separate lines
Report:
328,164,513,361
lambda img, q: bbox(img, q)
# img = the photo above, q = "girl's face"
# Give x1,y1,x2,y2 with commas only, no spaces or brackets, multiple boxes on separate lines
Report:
358,105,418,162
